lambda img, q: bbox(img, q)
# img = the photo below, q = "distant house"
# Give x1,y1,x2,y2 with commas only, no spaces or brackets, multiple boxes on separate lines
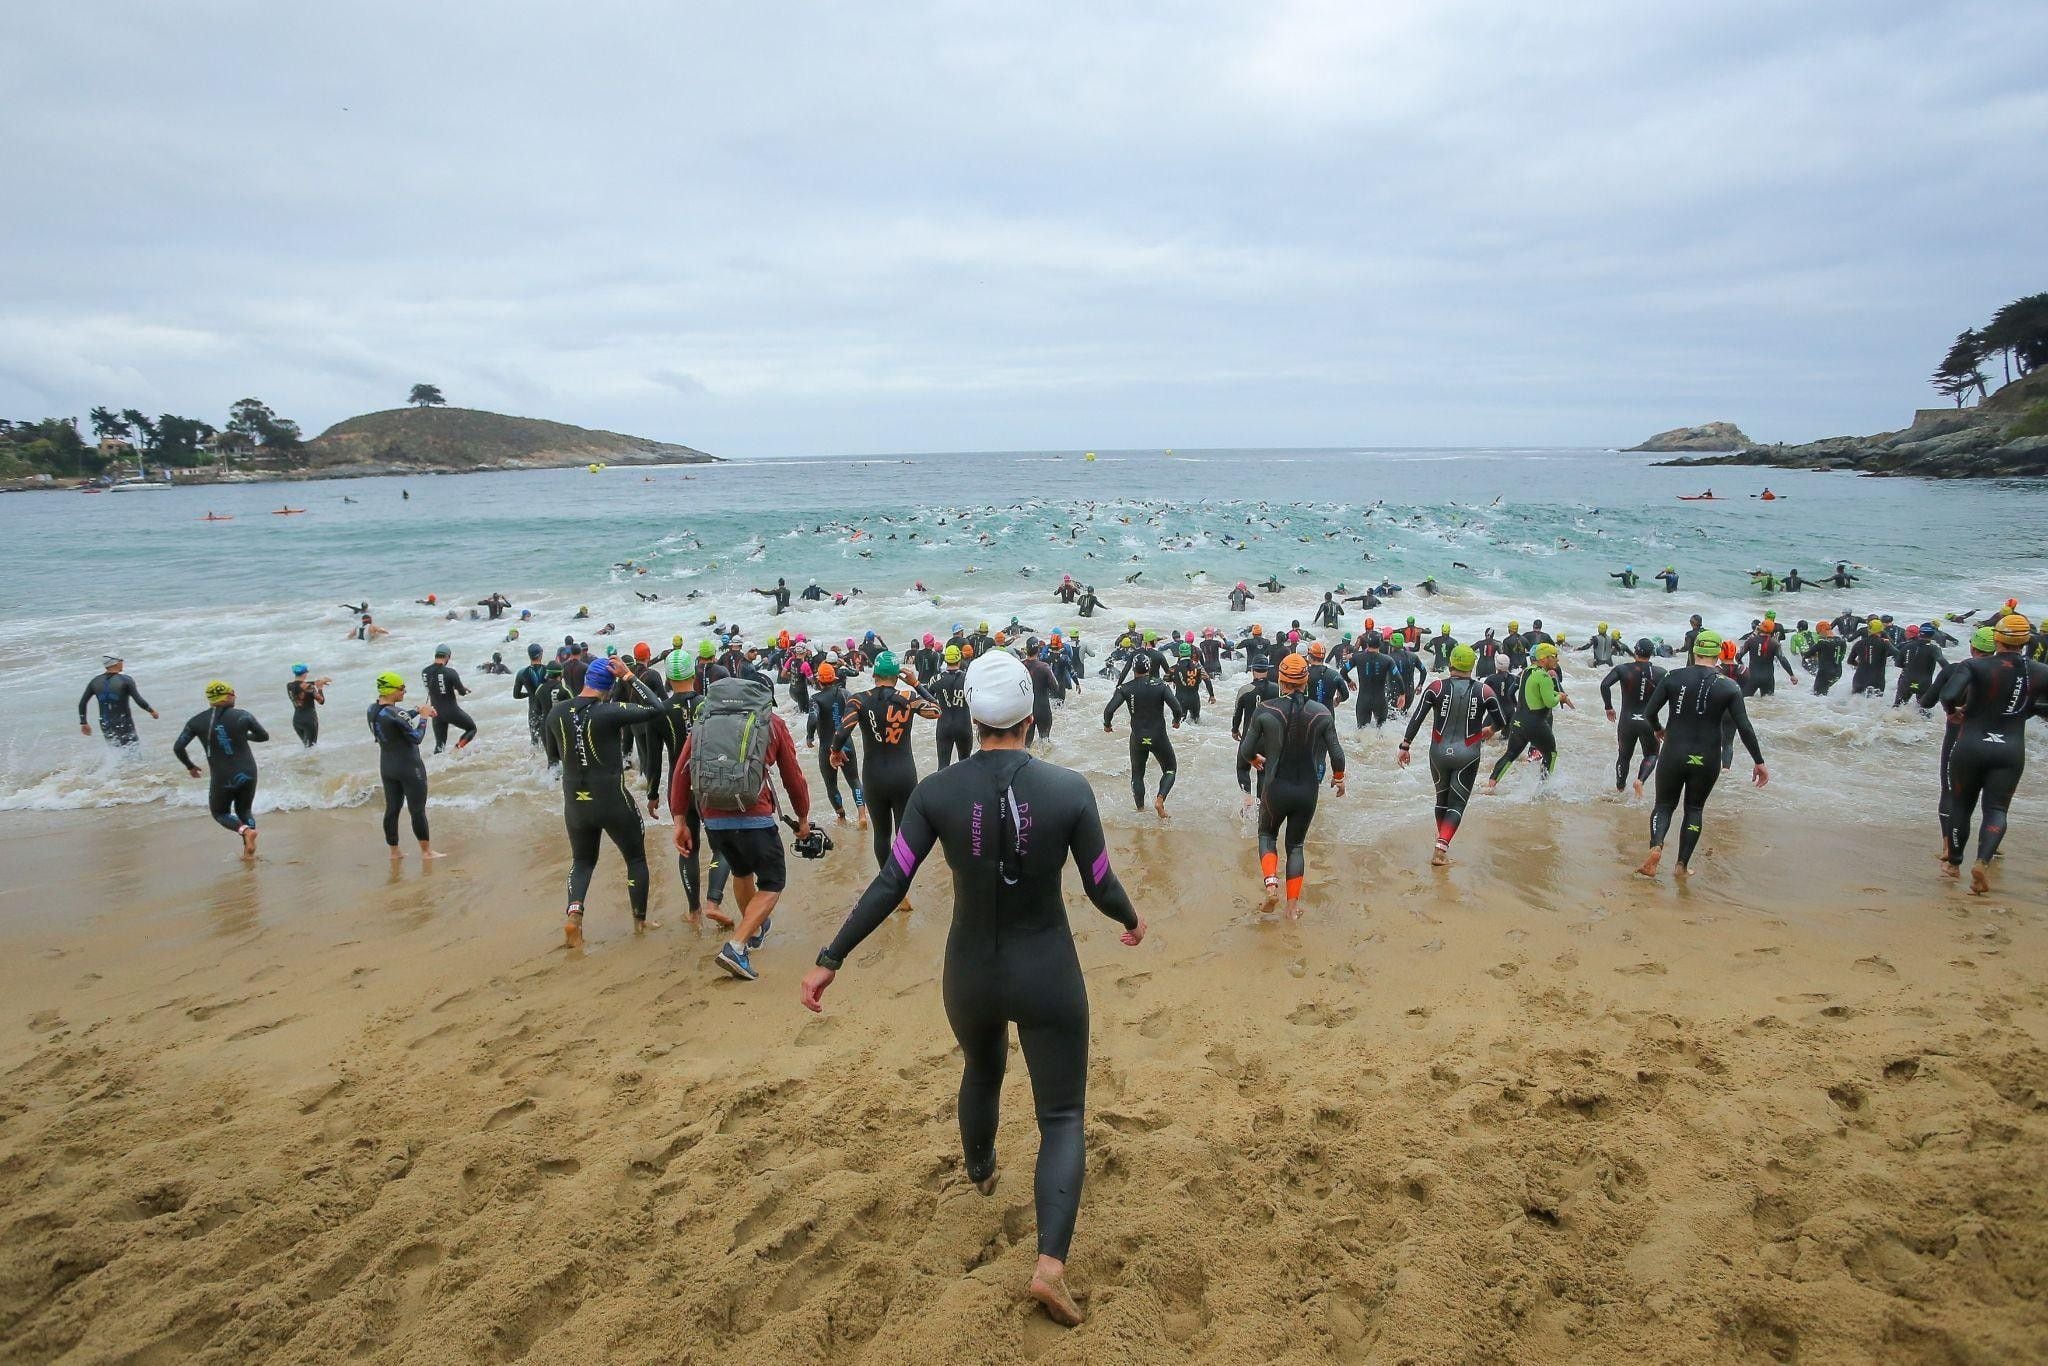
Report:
97,436,133,458
207,430,256,460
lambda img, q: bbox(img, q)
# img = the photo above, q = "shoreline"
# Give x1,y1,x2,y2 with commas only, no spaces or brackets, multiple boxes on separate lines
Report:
3,787,2042,1360
1,450,720,495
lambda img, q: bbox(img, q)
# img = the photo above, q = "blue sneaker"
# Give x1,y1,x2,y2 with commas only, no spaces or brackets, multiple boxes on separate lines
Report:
746,916,773,950
714,943,758,981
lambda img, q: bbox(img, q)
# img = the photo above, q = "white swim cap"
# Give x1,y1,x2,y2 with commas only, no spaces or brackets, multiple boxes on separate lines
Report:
966,651,1033,728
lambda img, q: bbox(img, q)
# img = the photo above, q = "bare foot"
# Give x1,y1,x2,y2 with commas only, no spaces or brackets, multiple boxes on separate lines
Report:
1631,778,1644,798
834,810,848,824
857,810,869,832
705,906,734,930
1674,862,1691,879
896,900,914,915
634,917,663,933
683,910,702,927
1636,848,1662,878
1153,795,1169,820
1284,900,1302,922
1483,780,1498,796
1258,878,1280,914
973,1164,1000,1196
241,827,258,860
1970,863,1990,895
420,847,446,860
1029,1263,1083,1327
389,847,404,862
564,908,585,948
1939,861,1959,880
1430,842,1449,867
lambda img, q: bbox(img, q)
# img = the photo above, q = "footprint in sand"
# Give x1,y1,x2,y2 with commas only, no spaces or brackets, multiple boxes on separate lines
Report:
1286,1002,1357,1029
484,1098,536,1131
1854,955,1898,976
1616,961,1668,976
1485,962,1521,980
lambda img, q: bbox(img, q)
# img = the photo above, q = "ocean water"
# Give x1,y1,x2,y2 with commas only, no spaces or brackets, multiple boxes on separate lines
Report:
4,448,2044,837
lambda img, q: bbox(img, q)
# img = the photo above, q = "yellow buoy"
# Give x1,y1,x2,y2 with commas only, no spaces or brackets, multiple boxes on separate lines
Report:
1084,451,1097,463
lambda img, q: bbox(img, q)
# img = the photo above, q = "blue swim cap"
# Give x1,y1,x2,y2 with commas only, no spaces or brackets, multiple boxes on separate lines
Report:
291,663,308,676
528,643,544,657
583,657,616,692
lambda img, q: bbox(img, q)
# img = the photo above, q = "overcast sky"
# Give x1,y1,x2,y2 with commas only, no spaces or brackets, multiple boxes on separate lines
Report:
4,2,2042,457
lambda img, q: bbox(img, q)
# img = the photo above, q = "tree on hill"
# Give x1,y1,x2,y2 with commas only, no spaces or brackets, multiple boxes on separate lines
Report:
1930,330,1990,408
1980,293,2048,385
227,397,303,452
120,408,158,456
153,415,217,466
88,405,130,443
408,383,446,408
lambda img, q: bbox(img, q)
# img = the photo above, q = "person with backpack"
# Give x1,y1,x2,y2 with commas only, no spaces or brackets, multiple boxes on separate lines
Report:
670,672,812,982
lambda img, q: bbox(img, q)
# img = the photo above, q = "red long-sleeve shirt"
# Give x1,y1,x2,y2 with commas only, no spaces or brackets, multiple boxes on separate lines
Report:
668,712,811,826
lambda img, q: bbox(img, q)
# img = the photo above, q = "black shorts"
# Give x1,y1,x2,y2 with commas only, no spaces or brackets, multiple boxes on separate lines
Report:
706,825,787,892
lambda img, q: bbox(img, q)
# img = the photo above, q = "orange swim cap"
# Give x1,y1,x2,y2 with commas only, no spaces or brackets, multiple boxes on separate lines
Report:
1308,640,1326,660
1278,653,1309,684
816,662,838,685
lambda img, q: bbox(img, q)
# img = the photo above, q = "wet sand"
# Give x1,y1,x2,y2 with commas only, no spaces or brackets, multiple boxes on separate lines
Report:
1,781,2043,1362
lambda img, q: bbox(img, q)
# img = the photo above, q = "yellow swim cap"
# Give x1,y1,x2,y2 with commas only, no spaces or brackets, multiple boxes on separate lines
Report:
1598,622,1608,633
204,680,233,702
1534,643,1559,663
375,671,405,693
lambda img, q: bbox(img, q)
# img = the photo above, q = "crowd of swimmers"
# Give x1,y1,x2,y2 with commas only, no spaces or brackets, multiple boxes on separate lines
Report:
73,574,2048,1326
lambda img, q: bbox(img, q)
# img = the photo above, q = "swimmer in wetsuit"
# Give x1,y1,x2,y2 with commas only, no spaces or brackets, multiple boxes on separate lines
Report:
835,652,940,891
78,655,158,746
1344,632,1397,729
1102,653,1184,817
1600,639,1666,795
367,672,442,861
807,663,860,820
513,644,550,745
285,665,327,747
1636,632,1768,879
422,645,477,751
1236,653,1346,917
1168,642,1214,722
802,650,1145,1328
1400,644,1510,865
173,680,268,859
1487,643,1571,791
931,646,974,768
1934,614,2048,894
543,656,661,946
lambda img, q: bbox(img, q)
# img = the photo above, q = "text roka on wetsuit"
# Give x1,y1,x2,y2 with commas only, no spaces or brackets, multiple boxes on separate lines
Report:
816,748,1138,1263
543,689,658,923
1642,664,1763,868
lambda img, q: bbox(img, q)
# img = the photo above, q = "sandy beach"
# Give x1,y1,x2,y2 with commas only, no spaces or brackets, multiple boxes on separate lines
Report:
1,782,2043,1363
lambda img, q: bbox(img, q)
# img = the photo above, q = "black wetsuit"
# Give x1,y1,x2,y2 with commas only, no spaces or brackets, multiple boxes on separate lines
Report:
1642,665,1763,867
1892,638,1945,708
544,693,657,919
1600,659,1665,791
808,683,860,816
1024,656,1064,738
1304,661,1350,713
514,661,551,745
286,678,322,747
1847,634,1894,697
837,683,934,871
1403,675,1509,845
1347,649,1395,728
79,672,151,746
1169,657,1214,723
1236,692,1344,891
1935,652,2048,868
422,662,476,751
1807,636,1846,695
174,706,268,833
1489,667,1564,783
368,701,431,845
635,670,687,807
1739,635,1797,697
1231,676,1278,740
819,749,1137,1261
1103,674,1183,808
931,667,973,769
1426,634,1458,673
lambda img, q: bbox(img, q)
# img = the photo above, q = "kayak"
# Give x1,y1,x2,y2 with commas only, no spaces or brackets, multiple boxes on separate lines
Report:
1676,495,1721,502
201,515,234,522
273,507,306,515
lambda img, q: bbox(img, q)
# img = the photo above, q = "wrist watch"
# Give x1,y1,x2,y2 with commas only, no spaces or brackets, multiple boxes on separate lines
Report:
815,948,843,970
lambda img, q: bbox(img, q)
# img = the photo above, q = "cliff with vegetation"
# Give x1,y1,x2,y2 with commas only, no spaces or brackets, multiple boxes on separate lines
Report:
302,407,714,475
1625,422,1752,453
1652,370,2048,479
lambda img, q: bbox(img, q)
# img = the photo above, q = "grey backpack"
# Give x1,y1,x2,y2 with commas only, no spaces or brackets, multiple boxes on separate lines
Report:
689,677,775,812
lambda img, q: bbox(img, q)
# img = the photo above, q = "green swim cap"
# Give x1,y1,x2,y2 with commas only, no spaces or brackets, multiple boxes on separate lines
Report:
698,640,715,659
1407,616,1416,626
1691,630,1722,658
1972,626,1997,653
667,651,687,682
872,650,900,678
375,670,404,693
1178,642,1193,657
1144,629,1157,643
1449,644,1477,672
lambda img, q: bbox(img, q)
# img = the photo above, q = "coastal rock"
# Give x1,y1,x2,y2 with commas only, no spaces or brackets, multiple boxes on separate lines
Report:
302,406,715,475
1625,422,1753,453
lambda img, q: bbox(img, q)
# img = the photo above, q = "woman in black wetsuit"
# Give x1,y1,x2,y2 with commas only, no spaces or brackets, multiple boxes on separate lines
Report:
833,651,939,888
1400,644,1509,866
1935,614,2048,894
367,671,442,862
803,651,1145,1328
1636,632,1768,878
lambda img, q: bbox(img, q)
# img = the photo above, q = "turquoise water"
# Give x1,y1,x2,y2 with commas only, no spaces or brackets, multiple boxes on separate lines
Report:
4,448,2043,825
